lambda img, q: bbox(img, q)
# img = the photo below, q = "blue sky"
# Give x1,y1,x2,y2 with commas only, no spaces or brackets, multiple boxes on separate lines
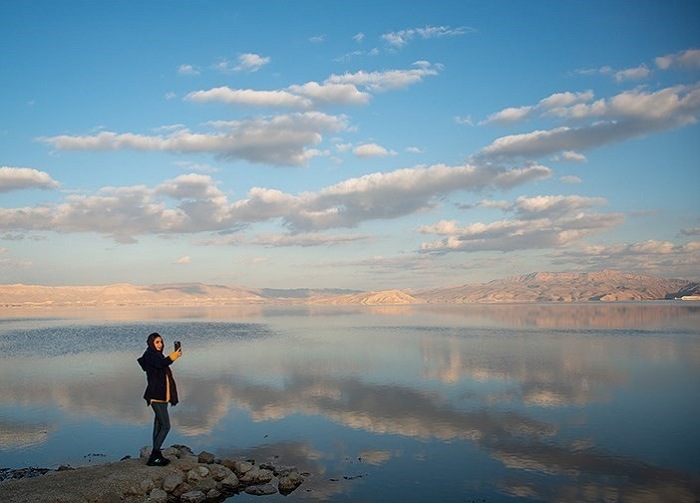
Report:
1,0,699,289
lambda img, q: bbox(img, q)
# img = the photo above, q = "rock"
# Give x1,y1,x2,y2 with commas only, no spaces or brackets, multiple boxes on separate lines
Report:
198,451,216,464
175,455,199,471
148,487,168,503
244,483,277,496
206,488,222,500
208,463,234,481
162,472,184,493
193,476,217,493
162,446,181,459
140,446,151,460
172,444,196,457
218,473,240,491
222,459,253,476
278,471,304,495
239,466,274,485
180,490,207,503
186,466,210,484
171,481,192,498
139,477,156,493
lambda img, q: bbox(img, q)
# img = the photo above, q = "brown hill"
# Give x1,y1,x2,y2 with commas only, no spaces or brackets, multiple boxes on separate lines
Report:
308,289,419,305
0,271,696,308
0,283,264,307
417,270,695,303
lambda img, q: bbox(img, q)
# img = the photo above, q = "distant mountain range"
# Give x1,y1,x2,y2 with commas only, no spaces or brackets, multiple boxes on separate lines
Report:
0,271,698,308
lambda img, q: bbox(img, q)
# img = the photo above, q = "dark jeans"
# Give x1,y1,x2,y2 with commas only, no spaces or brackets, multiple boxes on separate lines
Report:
151,402,171,453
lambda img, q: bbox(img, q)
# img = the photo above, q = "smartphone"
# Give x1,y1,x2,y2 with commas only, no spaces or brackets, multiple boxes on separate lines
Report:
174,340,181,351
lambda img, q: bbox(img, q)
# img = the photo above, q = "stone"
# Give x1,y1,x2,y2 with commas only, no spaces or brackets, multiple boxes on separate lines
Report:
239,466,274,485
139,446,151,460
223,459,253,476
139,477,156,493
208,463,234,481
162,472,184,492
278,471,304,495
186,465,210,484
148,488,168,503
175,455,199,471
171,481,192,498
218,473,240,491
193,476,217,493
180,490,207,503
198,451,216,464
172,444,196,457
244,483,277,496
206,488,222,500
162,446,180,459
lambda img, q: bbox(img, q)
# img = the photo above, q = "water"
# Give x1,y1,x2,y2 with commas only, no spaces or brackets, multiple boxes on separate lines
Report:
0,303,698,502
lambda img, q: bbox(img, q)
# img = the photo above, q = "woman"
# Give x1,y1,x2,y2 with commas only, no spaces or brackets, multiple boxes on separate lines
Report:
137,332,182,466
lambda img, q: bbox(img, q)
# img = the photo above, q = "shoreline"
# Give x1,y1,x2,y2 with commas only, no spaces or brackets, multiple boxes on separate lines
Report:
0,444,307,503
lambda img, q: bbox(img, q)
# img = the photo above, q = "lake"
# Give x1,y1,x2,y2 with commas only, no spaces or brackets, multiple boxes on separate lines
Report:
0,303,699,502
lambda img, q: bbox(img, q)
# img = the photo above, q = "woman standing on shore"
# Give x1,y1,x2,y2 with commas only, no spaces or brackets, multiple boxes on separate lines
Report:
137,332,182,466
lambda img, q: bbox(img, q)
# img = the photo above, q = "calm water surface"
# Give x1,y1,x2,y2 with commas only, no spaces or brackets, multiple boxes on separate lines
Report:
0,303,699,502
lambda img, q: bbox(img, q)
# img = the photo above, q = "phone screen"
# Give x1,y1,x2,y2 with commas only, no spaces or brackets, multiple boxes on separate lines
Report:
174,341,181,351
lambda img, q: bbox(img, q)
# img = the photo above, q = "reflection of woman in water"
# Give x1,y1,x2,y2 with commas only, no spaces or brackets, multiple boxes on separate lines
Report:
137,332,182,466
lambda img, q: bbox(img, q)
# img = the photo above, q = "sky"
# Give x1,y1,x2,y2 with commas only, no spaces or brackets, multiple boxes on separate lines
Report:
1,0,699,290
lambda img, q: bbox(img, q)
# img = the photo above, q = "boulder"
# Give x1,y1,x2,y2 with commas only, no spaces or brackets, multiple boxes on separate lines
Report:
206,488,222,500
180,490,207,503
239,466,273,485
186,465,210,484
198,451,216,464
162,472,184,493
208,463,234,481
244,483,277,496
148,487,168,503
139,477,155,493
218,473,240,491
278,471,304,495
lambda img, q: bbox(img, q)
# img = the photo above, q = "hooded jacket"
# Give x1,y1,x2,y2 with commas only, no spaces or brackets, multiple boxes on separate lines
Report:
137,345,179,406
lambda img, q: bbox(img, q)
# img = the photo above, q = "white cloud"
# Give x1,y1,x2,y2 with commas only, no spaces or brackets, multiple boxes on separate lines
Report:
184,63,434,110
352,143,396,158
454,115,474,126
419,194,621,253
177,64,201,75
326,61,440,92
353,32,364,43
40,112,349,166
681,227,700,236
0,163,551,242
551,240,700,280
655,48,700,70
614,64,651,82
553,151,587,163
0,167,60,192
381,25,473,47
479,83,700,160
560,175,583,184
308,35,325,44
253,232,372,247
234,53,270,72
287,82,371,106
174,255,191,265
482,91,594,126
186,87,312,108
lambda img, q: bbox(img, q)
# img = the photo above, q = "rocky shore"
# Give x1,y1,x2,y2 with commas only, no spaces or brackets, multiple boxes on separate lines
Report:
0,445,307,503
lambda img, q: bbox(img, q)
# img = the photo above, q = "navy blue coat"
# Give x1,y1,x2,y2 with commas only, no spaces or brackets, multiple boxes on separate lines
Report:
137,347,179,406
